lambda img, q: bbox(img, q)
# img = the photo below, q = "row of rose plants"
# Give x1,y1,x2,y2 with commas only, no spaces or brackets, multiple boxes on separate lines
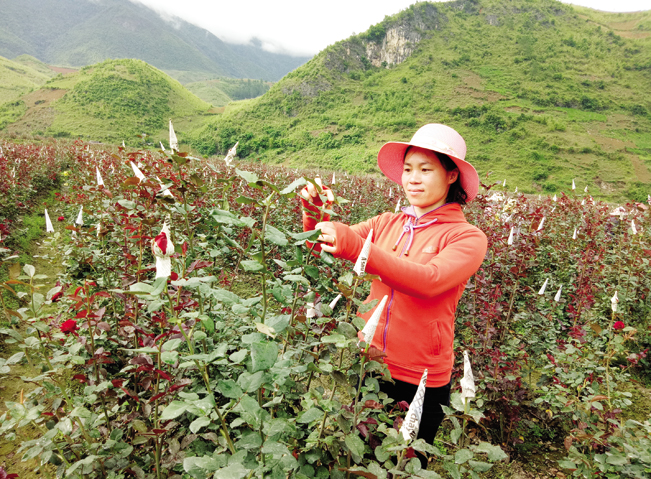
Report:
0,141,74,243
0,139,649,478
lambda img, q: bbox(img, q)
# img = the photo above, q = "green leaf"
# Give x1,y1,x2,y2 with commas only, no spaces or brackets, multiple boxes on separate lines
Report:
213,464,249,479
23,264,35,278
190,416,211,434
557,460,578,470
304,265,319,279
468,460,492,472
298,407,324,424
236,196,259,205
345,434,366,457
473,442,508,462
117,199,136,209
162,338,182,351
161,350,179,365
265,225,288,246
455,448,473,464
280,177,307,195
160,401,188,420
605,455,628,466
251,341,278,372
217,380,243,399
242,260,264,272
129,282,155,294
236,169,259,184
284,274,310,286
5,352,24,365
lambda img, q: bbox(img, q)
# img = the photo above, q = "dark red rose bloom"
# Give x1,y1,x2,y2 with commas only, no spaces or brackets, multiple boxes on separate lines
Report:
61,319,78,334
153,231,167,253
57,216,65,221
613,321,625,330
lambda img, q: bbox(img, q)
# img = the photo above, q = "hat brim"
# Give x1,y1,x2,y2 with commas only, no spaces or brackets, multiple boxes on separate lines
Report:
377,141,479,203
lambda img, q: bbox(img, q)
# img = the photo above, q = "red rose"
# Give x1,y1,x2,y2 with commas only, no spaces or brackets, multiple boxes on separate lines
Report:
613,321,625,330
57,216,65,221
51,291,63,302
61,319,79,334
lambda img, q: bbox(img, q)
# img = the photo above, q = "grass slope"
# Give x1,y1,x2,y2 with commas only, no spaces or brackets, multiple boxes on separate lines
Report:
0,55,50,103
190,0,651,201
186,78,271,107
4,59,212,144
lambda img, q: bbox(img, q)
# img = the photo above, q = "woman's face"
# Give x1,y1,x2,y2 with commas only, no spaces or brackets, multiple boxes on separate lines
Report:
402,147,459,216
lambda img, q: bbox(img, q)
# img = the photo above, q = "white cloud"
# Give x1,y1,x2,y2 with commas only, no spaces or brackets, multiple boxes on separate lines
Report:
131,0,650,56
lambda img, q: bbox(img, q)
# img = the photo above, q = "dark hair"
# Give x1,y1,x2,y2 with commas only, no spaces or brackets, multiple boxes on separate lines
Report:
405,147,468,205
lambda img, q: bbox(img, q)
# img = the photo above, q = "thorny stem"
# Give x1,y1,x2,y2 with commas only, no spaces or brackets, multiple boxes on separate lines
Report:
165,285,236,454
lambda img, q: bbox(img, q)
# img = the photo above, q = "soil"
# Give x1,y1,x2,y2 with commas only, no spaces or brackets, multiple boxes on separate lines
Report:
6,89,67,135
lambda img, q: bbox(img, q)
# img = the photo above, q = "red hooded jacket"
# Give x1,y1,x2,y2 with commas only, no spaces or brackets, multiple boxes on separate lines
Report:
304,202,487,387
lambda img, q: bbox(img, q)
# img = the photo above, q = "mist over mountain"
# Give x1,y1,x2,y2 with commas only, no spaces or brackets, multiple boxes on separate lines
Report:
0,0,310,82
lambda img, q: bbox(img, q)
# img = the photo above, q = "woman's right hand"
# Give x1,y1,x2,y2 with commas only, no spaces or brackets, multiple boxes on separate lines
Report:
300,178,335,225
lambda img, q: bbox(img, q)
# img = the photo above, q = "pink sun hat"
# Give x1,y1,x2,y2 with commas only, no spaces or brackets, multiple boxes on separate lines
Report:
377,124,480,202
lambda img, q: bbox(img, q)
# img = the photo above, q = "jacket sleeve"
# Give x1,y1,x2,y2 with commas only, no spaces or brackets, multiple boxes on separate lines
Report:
332,222,487,299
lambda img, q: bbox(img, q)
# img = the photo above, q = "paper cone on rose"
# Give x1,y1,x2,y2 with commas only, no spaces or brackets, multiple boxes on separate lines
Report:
399,369,428,441
353,229,373,276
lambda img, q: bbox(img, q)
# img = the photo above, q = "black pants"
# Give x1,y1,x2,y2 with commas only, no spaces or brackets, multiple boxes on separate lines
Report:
380,378,451,468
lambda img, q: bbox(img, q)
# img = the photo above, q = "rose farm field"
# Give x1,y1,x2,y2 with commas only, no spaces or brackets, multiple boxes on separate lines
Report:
0,140,650,479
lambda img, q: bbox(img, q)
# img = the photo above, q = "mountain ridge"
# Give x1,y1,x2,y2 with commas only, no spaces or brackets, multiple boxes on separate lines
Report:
0,0,310,82
189,0,651,201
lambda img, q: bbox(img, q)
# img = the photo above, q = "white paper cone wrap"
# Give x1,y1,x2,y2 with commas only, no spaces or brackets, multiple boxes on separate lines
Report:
97,222,101,238
507,227,514,245
169,119,178,151
152,223,175,279
572,179,576,190
631,220,637,235
394,200,401,213
44,209,54,233
353,229,373,276
223,142,238,166
399,369,428,441
538,278,548,295
329,294,342,310
96,167,104,187
611,291,618,313
553,194,557,202
122,141,125,148
460,351,475,401
160,141,166,152
554,284,563,302
331,173,336,185
502,179,506,187
130,162,145,182
360,295,388,344
75,206,83,225
581,199,585,206
157,177,173,196
537,217,545,231
572,227,577,240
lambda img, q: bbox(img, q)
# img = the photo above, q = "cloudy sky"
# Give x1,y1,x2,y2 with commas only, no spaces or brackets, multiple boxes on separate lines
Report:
132,0,650,56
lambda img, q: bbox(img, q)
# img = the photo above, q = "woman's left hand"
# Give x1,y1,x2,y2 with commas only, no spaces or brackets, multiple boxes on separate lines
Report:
315,221,337,254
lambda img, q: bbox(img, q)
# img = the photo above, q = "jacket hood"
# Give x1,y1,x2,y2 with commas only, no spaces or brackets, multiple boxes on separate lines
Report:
401,203,468,224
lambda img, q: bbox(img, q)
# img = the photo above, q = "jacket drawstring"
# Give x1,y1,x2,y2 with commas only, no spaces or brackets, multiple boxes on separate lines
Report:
391,217,438,256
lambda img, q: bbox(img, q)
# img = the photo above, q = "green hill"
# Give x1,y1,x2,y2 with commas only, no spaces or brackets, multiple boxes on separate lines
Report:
2,59,212,143
0,0,310,82
186,78,272,107
190,0,651,201
0,55,50,103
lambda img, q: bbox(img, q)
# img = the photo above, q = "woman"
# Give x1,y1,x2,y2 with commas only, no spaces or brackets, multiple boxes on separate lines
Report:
300,124,487,464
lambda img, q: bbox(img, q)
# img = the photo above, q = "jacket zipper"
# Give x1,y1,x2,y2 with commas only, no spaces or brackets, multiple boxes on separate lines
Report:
382,217,414,352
